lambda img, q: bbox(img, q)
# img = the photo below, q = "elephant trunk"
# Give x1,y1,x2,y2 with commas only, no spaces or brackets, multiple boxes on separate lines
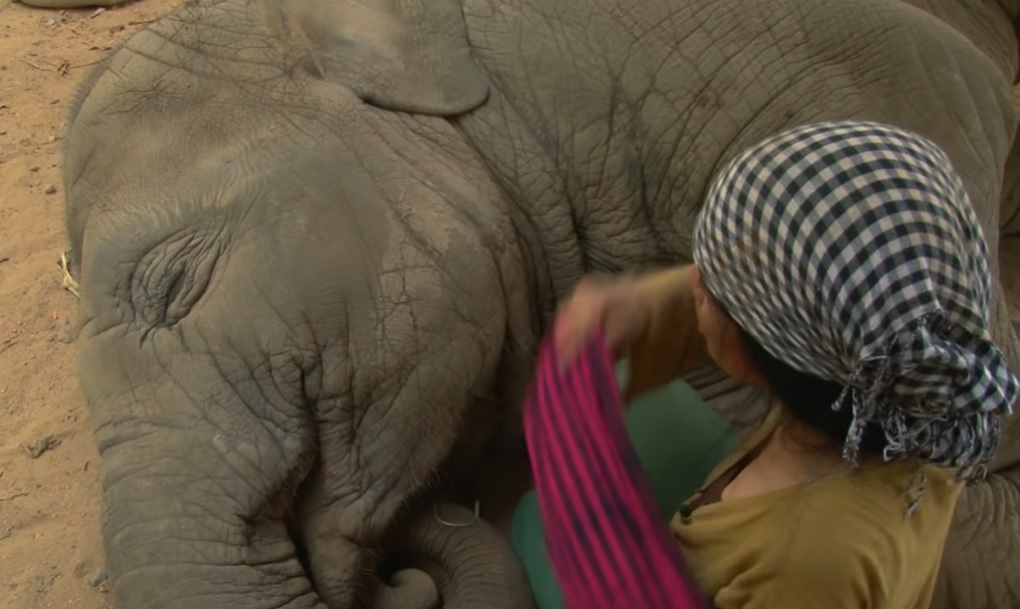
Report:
93,421,332,609
375,502,536,609
372,570,440,609
76,318,332,609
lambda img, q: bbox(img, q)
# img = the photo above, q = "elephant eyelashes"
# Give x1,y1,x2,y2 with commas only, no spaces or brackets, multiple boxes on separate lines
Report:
130,230,222,327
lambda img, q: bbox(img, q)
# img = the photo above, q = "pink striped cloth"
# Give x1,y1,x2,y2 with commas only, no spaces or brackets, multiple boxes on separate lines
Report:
522,332,710,609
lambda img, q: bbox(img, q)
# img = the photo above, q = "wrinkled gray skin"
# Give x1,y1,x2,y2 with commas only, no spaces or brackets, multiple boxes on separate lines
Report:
63,0,1020,608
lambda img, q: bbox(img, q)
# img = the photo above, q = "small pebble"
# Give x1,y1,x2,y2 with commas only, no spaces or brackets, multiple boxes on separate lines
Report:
24,435,62,458
44,185,57,195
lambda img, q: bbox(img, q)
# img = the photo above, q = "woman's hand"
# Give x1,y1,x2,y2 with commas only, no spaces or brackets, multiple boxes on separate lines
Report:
551,265,711,399
552,273,652,367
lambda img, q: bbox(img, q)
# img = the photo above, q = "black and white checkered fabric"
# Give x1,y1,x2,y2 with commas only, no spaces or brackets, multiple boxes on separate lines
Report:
693,121,1018,472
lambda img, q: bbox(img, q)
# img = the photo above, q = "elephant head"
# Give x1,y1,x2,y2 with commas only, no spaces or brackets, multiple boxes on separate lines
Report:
62,1,538,608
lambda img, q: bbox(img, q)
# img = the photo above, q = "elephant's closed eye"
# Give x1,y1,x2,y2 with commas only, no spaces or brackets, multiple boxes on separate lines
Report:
130,228,223,328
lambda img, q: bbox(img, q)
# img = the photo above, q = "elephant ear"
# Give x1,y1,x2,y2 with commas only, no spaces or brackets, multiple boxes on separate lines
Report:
262,0,489,115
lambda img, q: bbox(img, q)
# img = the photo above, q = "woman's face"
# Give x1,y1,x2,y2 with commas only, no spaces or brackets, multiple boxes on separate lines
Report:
691,266,764,388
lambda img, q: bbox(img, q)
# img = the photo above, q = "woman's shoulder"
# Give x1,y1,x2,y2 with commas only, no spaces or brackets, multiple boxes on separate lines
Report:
787,462,961,587
821,459,964,519
791,460,964,540
710,464,963,608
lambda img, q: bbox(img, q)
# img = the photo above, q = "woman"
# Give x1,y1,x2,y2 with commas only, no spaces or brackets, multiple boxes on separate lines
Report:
511,121,1019,609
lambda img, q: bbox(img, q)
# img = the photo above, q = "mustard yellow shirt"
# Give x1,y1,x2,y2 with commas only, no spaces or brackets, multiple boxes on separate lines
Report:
626,265,964,607
670,409,964,609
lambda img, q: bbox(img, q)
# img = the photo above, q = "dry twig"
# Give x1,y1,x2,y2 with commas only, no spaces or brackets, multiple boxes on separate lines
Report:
20,58,48,71
59,251,80,299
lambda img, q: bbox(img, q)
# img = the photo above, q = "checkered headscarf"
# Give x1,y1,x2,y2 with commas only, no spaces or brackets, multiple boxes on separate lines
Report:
693,121,1018,474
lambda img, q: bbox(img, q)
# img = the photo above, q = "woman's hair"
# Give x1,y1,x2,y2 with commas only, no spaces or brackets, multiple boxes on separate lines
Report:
737,325,888,456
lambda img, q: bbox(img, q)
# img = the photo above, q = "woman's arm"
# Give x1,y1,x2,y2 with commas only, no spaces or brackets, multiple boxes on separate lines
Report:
625,264,712,401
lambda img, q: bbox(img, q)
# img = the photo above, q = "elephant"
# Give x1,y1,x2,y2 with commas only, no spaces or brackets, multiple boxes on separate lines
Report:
61,0,1020,607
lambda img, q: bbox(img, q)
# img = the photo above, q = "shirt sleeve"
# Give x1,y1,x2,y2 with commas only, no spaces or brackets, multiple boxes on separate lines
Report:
624,265,711,401
713,501,884,609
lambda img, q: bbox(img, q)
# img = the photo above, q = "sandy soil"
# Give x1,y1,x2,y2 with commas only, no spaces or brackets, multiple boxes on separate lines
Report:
0,2,1019,609
0,2,181,608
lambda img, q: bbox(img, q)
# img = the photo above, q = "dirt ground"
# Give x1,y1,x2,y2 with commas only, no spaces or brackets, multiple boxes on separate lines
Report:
1,2,1020,609
0,2,182,608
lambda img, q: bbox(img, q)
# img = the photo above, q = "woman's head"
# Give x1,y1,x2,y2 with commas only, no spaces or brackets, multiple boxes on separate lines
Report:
690,121,1018,471
691,266,888,455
